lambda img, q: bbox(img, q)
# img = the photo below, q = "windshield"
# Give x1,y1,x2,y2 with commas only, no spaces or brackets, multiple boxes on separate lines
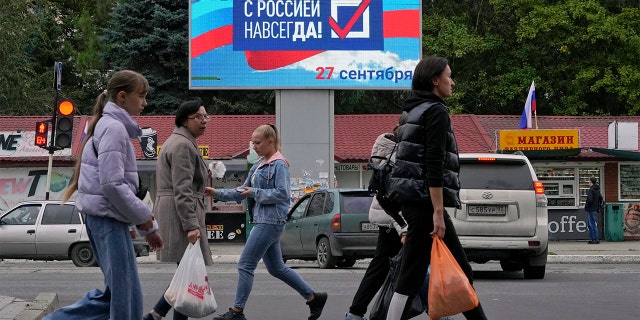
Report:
340,192,373,214
460,161,534,190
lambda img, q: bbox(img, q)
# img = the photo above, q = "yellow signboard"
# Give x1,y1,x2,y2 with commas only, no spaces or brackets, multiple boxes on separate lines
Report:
157,145,209,159
499,129,579,151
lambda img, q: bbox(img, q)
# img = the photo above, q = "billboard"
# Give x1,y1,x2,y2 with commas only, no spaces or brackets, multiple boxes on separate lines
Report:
190,0,422,89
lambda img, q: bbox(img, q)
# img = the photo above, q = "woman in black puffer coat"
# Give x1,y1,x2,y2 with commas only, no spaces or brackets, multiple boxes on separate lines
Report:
384,57,488,320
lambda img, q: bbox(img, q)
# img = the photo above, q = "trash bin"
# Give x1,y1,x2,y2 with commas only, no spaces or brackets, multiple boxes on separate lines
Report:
605,203,624,242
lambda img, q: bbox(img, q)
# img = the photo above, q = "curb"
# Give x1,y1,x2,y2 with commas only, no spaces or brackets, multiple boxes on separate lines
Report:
547,254,640,264
14,293,58,320
135,254,640,265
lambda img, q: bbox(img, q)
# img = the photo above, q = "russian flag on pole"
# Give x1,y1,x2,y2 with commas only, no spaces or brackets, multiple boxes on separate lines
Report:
81,121,89,142
518,81,536,129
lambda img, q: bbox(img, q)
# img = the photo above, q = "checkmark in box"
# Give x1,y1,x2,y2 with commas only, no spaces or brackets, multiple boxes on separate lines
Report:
329,0,371,39
338,6,364,33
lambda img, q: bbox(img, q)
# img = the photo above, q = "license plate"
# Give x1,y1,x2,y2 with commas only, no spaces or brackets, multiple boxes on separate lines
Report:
361,222,379,232
468,205,507,216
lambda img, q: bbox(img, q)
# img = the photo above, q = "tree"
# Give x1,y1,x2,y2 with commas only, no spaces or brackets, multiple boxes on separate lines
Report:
513,0,640,116
0,0,52,115
102,0,278,114
3,0,640,117
422,0,640,116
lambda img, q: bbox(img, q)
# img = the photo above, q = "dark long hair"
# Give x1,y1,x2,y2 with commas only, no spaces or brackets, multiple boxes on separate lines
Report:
411,57,449,91
62,70,149,202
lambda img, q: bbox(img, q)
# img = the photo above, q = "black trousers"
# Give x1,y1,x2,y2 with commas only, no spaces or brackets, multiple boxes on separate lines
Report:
348,226,403,317
396,202,488,320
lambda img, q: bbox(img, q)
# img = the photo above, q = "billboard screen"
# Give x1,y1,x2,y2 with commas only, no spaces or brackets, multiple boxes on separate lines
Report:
190,0,422,89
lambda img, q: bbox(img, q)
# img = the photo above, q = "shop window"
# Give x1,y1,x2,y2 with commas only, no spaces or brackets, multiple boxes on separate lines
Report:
535,166,602,208
619,164,640,201
578,168,601,206
536,167,576,208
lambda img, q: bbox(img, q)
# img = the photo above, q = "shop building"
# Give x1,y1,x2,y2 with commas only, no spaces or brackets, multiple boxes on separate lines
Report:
2,114,638,242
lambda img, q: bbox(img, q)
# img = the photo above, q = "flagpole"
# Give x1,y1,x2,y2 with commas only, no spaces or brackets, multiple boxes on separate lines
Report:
534,110,538,129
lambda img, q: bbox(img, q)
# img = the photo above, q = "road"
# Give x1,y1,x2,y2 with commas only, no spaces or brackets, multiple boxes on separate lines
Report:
0,260,638,320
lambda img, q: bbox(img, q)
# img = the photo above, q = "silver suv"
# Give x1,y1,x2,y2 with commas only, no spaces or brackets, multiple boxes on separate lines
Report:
448,153,548,279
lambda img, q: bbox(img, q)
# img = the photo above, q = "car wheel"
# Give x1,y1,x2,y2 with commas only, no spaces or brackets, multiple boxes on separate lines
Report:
500,259,523,272
523,265,545,279
336,257,357,268
316,238,336,269
71,242,97,267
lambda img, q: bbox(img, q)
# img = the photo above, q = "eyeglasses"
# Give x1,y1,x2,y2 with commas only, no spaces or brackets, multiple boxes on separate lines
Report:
188,114,210,121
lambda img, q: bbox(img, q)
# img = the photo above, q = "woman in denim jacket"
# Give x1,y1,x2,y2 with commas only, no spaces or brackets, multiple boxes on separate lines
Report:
207,124,327,320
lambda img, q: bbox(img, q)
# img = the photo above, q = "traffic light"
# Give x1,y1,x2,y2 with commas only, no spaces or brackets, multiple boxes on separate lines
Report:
55,99,75,148
35,121,48,147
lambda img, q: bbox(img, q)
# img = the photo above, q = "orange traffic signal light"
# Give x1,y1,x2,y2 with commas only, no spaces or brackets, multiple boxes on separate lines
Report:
55,99,75,148
35,121,48,147
58,100,74,116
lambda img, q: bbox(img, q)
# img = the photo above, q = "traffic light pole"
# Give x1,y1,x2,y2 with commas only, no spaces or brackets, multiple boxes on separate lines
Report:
42,62,73,201
44,90,59,201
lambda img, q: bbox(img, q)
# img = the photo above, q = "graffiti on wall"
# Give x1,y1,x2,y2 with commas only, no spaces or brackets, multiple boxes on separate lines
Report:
623,203,640,240
0,168,73,210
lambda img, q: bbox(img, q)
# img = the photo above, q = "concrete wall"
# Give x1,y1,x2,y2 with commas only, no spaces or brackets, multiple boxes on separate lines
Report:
276,90,334,191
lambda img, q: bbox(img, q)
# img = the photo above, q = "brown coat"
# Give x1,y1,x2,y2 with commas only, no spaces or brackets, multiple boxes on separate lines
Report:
154,126,213,265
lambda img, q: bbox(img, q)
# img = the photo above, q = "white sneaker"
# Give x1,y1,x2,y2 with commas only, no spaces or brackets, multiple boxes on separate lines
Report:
344,312,366,320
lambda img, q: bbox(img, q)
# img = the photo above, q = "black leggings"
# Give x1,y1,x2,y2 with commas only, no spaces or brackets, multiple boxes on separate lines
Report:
396,203,487,320
349,226,403,316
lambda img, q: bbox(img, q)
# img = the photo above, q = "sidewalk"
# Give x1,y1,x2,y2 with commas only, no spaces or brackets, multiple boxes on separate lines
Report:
1,240,638,319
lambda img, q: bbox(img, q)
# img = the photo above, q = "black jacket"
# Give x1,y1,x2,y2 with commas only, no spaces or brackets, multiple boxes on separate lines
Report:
388,91,461,209
585,183,603,212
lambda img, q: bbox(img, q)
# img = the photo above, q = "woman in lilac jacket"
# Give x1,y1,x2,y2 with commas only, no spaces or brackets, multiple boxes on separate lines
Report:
46,70,163,320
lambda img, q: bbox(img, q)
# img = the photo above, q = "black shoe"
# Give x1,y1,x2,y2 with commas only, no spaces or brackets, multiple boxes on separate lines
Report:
307,292,328,320
213,308,247,320
142,313,155,320
588,240,595,244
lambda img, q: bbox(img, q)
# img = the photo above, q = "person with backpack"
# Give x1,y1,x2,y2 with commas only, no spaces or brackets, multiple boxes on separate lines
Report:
585,177,603,244
344,130,408,320
384,57,488,320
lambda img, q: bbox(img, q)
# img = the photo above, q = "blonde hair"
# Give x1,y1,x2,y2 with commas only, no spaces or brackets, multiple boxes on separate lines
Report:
254,124,281,152
62,70,149,202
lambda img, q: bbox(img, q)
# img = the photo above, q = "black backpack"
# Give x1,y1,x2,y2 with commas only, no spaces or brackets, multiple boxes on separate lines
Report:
368,134,402,217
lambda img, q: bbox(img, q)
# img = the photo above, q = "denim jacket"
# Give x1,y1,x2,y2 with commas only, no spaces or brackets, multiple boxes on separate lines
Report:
215,151,291,225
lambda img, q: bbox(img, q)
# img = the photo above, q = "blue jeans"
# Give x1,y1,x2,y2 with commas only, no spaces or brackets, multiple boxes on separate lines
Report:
44,215,142,320
233,223,314,309
587,210,599,241
152,291,187,320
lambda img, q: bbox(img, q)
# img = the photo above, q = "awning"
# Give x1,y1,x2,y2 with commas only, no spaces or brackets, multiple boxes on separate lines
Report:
497,148,583,159
590,147,640,160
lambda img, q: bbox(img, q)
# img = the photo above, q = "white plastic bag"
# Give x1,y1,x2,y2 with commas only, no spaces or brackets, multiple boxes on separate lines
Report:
164,243,217,318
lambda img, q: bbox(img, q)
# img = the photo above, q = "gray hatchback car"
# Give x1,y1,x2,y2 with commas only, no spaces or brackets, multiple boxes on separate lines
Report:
280,189,377,269
0,200,150,267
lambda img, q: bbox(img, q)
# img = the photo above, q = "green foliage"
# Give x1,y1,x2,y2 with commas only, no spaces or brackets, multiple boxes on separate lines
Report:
2,0,640,116
0,0,61,116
